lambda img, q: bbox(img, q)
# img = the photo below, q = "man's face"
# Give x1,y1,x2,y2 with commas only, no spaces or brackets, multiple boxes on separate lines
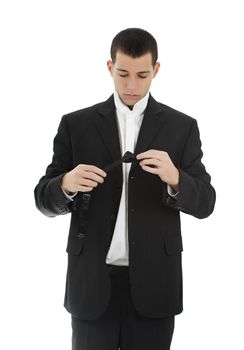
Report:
107,51,160,107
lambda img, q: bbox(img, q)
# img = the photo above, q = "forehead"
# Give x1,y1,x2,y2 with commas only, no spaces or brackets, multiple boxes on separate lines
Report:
114,51,153,71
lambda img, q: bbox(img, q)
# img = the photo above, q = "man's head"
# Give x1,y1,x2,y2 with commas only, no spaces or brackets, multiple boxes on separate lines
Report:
107,28,160,108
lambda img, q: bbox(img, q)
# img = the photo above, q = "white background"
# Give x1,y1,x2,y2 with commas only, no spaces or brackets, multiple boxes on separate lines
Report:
0,0,243,349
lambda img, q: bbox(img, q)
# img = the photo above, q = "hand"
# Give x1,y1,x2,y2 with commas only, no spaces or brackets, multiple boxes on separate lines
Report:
61,164,107,193
136,150,179,191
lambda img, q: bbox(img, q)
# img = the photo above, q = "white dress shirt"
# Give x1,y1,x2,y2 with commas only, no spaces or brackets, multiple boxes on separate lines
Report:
62,91,179,266
105,90,150,266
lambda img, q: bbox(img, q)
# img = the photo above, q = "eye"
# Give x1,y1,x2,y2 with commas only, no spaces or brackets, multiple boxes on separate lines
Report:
138,75,148,79
119,74,128,77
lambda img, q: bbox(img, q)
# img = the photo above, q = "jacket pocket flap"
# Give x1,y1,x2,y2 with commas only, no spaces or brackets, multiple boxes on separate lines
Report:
164,235,183,255
66,235,85,255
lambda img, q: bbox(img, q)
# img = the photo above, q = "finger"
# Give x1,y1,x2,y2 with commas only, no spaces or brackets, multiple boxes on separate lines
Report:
137,150,163,160
79,178,98,188
84,165,107,178
81,171,105,184
140,164,159,174
77,185,93,192
136,151,153,160
139,158,161,167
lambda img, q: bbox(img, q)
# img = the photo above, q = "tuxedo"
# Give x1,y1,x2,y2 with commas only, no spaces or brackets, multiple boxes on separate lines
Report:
34,93,216,321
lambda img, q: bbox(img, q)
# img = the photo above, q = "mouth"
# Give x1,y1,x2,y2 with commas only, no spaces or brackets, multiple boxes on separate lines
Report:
124,94,140,100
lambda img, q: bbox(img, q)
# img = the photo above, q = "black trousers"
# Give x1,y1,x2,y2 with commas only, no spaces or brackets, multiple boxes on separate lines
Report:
71,265,175,350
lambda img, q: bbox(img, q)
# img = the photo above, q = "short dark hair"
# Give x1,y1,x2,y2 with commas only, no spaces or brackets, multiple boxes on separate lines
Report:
110,28,158,66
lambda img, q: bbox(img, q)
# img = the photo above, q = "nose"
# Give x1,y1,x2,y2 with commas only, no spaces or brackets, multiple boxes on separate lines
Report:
125,77,137,91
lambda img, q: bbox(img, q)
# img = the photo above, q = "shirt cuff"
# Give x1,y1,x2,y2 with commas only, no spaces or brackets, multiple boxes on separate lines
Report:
61,188,78,201
167,184,179,198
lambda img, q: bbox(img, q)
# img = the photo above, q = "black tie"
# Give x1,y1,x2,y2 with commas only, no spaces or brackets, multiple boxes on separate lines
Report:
103,151,137,172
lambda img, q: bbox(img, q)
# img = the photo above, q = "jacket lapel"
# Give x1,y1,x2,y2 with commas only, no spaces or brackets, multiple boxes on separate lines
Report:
95,95,122,163
131,94,167,172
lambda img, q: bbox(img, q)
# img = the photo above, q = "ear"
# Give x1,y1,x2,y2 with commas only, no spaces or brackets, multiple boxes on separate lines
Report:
107,60,113,75
153,62,160,78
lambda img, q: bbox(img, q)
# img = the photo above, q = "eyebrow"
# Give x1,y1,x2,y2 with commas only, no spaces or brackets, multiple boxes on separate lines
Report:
116,68,151,74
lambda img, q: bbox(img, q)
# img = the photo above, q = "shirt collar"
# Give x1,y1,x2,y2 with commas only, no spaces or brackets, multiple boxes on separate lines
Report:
113,90,149,115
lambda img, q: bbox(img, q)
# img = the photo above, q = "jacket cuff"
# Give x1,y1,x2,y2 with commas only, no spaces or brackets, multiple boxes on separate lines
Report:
45,174,73,214
166,169,192,211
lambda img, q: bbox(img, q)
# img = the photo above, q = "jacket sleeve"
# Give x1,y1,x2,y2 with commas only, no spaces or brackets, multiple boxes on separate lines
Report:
166,119,216,219
34,115,74,217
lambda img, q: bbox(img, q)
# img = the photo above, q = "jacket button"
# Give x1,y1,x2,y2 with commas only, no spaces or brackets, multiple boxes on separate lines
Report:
130,176,136,180
76,233,85,239
110,214,116,220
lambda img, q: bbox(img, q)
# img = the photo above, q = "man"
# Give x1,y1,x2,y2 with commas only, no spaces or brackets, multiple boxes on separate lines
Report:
34,28,216,350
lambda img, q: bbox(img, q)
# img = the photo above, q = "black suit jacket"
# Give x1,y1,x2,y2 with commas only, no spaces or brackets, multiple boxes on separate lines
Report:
34,93,216,320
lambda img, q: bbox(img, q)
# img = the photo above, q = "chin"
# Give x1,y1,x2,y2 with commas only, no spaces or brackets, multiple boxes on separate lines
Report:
124,97,140,105
125,102,136,109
